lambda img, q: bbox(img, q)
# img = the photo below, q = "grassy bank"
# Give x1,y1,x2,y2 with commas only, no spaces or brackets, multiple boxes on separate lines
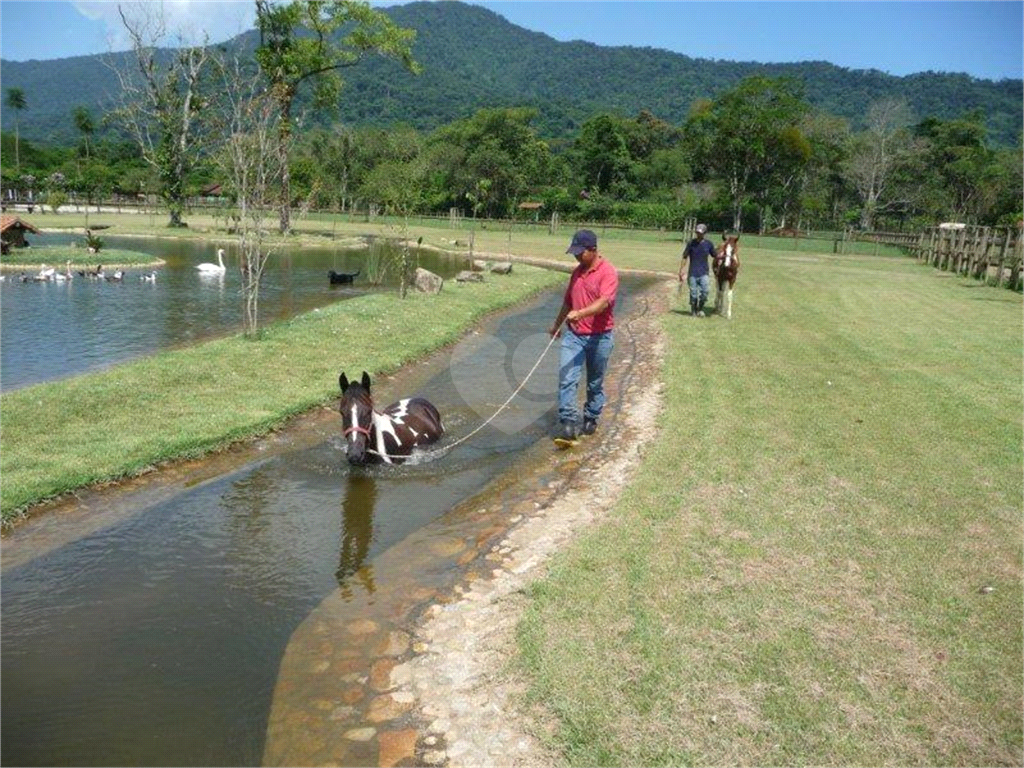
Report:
517,250,1023,764
0,246,162,271
0,265,563,521
19,208,909,275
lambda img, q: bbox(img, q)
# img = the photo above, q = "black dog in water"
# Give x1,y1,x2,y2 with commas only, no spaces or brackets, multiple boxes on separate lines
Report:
329,269,360,285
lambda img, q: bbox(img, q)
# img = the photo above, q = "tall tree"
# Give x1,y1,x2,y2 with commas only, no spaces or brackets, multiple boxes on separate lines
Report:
750,124,813,232
687,76,809,231
5,88,26,172
574,114,633,196
107,3,211,228
916,113,1000,222
73,106,95,162
843,97,923,229
426,107,550,217
254,0,420,234
795,112,851,229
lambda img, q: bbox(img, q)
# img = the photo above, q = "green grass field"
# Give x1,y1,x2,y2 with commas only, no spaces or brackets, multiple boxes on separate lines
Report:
3,210,1020,763
517,248,1023,765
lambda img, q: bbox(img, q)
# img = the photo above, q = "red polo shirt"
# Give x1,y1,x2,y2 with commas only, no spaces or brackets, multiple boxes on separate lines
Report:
565,257,618,334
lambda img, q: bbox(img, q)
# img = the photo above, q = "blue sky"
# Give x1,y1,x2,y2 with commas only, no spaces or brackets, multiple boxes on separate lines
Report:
0,1,1021,80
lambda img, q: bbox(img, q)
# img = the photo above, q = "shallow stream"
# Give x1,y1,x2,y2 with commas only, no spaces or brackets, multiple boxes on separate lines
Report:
1,277,652,766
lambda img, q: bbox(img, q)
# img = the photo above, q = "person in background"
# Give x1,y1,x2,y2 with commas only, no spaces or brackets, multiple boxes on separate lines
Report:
548,229,619,441
679,223,715,316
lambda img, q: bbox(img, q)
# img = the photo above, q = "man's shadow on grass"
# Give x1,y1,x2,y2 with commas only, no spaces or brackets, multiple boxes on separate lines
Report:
669,307,723,316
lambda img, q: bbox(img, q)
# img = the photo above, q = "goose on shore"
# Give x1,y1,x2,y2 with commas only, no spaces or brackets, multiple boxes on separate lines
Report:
196,248,227,274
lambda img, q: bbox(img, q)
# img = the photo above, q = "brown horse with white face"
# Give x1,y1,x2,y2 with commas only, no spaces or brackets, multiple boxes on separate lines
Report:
713,233,740,319
338,371,444,466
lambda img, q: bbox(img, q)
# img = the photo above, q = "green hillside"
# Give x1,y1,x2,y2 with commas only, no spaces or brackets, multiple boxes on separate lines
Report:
1,0,1020,147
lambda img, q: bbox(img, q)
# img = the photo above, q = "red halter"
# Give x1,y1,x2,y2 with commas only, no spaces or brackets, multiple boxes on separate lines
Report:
344,424,372,438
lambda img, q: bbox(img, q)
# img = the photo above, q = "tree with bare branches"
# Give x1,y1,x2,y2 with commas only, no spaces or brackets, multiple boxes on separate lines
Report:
212,54,314,337
843,98,925,230
107,3,211,228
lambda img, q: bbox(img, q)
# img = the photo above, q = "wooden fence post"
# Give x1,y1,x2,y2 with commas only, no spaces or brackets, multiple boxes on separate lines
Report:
994,227,1011,287
974,227,990,280
1010,227,1023,291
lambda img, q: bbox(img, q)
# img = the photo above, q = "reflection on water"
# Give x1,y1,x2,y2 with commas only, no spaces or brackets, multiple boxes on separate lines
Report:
0,233,468,392
338,475,377,599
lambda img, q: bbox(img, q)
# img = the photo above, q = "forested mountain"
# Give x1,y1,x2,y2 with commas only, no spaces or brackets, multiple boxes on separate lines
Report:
1,0,1020,148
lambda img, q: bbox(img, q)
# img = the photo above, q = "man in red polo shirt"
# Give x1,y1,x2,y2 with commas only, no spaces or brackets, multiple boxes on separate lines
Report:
548,229,619,441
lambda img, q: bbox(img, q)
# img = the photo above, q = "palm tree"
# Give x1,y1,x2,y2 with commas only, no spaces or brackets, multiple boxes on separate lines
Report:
73,106,95,162
6,88,26,172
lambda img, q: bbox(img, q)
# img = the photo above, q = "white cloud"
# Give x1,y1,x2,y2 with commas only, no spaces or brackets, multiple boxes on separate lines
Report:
72,0,257,52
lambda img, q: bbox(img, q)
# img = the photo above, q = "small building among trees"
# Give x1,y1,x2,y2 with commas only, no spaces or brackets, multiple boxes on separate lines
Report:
518,201,544,221
0,215,41,253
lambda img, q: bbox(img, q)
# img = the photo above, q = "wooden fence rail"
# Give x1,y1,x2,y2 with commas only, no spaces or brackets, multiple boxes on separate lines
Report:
854,225,1022,290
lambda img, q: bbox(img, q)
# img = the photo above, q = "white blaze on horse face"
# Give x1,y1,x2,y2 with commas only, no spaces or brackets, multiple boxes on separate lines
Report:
348,405,361,443
724,243,733,267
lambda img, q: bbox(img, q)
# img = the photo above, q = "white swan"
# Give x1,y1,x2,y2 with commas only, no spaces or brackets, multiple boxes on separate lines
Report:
196,248,227,274
141,271,157,283
53,260,73,282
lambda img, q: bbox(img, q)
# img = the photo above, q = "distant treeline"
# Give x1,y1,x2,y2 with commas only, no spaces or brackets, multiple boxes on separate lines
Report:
1,2,1020,233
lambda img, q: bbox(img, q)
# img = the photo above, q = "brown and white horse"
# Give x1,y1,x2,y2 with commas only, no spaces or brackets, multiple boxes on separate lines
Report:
338,371,444,465
713,233,740,319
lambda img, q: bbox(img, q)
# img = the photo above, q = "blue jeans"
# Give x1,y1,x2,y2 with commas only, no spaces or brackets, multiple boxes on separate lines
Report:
688,274,710,303
558,329,614,424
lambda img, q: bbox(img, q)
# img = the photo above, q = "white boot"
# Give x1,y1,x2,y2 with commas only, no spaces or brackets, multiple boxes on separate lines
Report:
725,289,733,319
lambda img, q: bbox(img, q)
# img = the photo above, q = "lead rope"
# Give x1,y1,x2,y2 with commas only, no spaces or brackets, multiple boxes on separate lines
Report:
369,331,560,464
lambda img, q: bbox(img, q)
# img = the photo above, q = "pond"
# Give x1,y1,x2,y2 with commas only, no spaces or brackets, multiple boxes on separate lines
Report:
0,233,469,392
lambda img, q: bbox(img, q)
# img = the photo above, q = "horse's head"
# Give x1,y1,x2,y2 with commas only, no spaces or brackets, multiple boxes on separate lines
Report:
339,371,374,466
721,233,740,261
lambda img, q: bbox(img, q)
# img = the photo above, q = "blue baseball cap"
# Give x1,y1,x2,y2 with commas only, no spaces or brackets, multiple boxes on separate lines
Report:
566,229,598,256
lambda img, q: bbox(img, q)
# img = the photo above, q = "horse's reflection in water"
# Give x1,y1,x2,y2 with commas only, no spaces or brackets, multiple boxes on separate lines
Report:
337,474,377,599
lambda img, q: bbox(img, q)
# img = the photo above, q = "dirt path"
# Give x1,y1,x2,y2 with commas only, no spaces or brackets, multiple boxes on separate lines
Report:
387,279,672,767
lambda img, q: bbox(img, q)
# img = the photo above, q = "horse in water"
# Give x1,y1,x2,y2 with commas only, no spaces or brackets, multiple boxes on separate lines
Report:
713,233,741,319
338,371,444,465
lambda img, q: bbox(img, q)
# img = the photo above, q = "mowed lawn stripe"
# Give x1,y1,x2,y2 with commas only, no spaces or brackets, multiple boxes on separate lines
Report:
517,248,1022,766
